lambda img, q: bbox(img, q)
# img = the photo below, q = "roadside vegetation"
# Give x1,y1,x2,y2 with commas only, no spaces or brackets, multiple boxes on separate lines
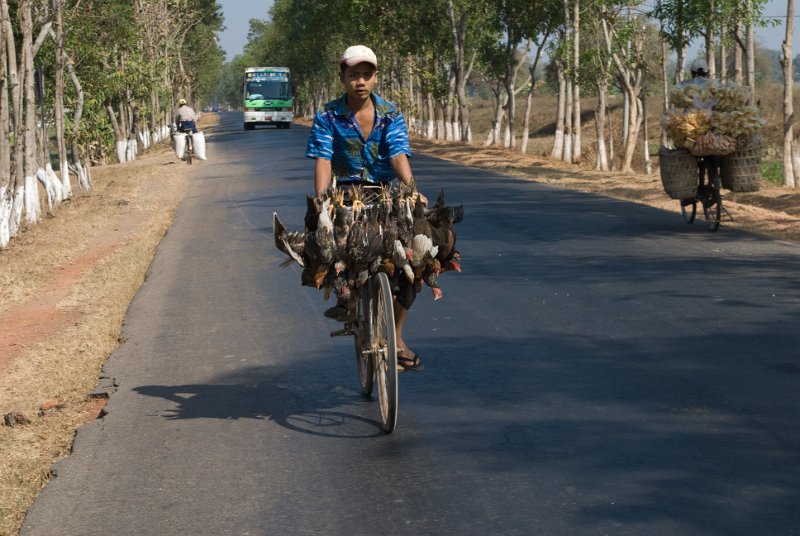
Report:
1,0,224,249
214,0,799,188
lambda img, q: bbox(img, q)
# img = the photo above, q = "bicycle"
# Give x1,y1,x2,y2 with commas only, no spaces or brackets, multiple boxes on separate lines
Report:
680,155,724,232
331,271,398,433
329,186,398,433
180,128,194,165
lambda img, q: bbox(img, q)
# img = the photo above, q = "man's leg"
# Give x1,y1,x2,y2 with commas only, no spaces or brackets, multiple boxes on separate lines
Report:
394,299,410,353
394,298,424,371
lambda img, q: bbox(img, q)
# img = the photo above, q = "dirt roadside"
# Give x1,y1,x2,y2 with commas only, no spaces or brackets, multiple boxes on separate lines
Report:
0,117,210,535
1,118,797,534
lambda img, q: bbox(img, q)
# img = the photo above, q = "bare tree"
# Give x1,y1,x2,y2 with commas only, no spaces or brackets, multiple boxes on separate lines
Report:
551,48,567,159
571,0,581,163
21,0,42,225
602,10,646,173
782,0,797,187
0,0,9,248
52,0,71,199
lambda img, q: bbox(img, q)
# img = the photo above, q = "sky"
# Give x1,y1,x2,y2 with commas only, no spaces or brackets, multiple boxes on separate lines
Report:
214,0,798,62
216,0,274,61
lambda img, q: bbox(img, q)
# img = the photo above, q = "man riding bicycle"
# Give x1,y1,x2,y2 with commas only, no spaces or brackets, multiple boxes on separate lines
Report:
305,45,427,372
175,98,198,133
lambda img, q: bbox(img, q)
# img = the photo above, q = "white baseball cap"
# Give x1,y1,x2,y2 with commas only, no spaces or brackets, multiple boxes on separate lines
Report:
340,45,378,68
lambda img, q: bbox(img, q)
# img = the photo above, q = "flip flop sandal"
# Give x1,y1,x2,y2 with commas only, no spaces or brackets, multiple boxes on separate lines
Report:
397,350,425,372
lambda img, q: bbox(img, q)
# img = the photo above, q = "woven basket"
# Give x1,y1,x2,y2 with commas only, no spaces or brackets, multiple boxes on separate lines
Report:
659,147,698,199
720,145,762,192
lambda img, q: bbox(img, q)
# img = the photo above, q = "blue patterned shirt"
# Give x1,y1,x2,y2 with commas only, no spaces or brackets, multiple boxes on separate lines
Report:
305,93,410,184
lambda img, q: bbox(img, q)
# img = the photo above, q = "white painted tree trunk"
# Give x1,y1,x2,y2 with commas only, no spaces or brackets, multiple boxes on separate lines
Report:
551,67,566,159
38,163,63,210
572,0,581,164
595,82,609,171
563,81,573,162
126,137,137,161
73,159,89,190
21,0,41,225
24,173,40,224
115,140,127,163
60,157,72,199
11,185,23,235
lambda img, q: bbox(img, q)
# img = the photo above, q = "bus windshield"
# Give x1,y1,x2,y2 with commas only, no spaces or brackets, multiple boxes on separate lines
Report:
245,80,291,101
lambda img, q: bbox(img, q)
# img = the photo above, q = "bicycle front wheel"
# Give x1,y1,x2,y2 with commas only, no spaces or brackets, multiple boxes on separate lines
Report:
372,271,397,433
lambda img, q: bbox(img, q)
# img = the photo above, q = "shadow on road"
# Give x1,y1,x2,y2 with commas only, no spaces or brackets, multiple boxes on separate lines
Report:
134,362,387,439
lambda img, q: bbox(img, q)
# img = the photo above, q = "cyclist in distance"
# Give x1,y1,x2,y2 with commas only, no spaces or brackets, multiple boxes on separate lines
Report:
305,44,427,372
175,98,198,133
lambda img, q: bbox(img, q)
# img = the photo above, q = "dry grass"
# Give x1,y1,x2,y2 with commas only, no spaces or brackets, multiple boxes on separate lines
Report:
0,115,217,535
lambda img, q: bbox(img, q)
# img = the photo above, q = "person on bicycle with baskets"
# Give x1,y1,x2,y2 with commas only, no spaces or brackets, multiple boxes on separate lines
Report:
680,59,719,194
175,98,198,134
305,45,427,372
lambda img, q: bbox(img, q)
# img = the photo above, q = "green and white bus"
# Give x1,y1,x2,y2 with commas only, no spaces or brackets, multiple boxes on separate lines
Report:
243,66,293,130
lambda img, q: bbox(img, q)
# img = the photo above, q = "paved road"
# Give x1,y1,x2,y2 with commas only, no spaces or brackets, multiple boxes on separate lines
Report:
22,112,800,535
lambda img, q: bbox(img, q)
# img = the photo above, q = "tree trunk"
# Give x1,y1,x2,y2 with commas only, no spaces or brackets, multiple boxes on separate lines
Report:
485,84,504,147
105,97,127,163
745,0,756,104
563,78,573,162
639,96,652,174
734,27,744,84
52,0,71,200
65,57,90,190
21,0,42,225
447,0,471,142
572,0,581,164
2,0,23,237
622,85,641,172
551,64,566,159
720,22,728,81
595,80,609,171
426,93,434,139
0,0,9,248
705,7,716,77
660,33,670,146
783,0,795,187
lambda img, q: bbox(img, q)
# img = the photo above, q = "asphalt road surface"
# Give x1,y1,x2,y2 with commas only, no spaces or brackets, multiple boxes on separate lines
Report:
22,112,800,536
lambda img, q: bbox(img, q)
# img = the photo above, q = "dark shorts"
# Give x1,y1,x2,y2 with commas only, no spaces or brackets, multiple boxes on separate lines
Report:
179,120,197,133
394,273,418,310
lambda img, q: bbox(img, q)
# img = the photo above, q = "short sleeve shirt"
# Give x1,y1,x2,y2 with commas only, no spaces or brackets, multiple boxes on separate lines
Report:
305,93,410,184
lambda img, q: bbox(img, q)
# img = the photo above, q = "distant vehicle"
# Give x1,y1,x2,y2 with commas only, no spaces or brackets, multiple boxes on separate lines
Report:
242,66,293,130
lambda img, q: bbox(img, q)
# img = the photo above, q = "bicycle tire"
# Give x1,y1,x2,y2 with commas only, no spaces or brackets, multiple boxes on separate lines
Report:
355,287,374,397
703,178,722,232
186,135,193,165
372,271,397,433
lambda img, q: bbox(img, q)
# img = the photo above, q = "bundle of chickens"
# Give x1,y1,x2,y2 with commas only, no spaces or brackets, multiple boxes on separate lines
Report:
661,79,766,157
273,184,463,304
